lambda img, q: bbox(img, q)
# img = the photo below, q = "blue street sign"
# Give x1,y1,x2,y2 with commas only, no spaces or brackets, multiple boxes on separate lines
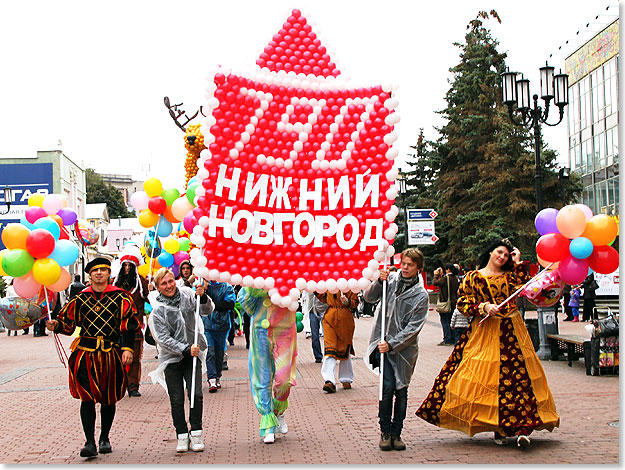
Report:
407,209,438,221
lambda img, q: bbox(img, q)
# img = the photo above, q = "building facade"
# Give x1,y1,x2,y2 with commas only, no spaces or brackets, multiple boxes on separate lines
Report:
566,19,619,216
100,173,144,207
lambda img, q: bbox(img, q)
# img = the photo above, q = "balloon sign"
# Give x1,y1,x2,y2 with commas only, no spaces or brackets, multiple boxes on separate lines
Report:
0,194,80,300
189,9,399,309
534,205,619,286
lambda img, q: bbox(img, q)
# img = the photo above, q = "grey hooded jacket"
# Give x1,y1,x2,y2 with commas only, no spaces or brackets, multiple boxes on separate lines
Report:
363,272,429,389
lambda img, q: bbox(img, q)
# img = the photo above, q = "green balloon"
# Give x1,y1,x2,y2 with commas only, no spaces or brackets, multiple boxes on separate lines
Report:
186,183,199,206
296,321,304,333
178,238,190,251
161,188,180,206
295,312,303,322
261,319,270,329
2,249,35,278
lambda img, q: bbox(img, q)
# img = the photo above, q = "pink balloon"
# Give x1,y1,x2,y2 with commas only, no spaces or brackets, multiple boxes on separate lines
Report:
173,251,190,265
557,256,589,285
556,205,587,239
13,273,42,299
130,191,149,211
183,212,196,233
48,268,71,292
42,194,64,215
25,206,47,224
574,203,593,221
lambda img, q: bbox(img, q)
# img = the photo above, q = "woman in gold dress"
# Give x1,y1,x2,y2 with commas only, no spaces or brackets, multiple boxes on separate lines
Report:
416,238,559,448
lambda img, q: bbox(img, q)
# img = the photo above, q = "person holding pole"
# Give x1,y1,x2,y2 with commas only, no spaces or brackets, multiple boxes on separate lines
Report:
46,258,140,459
364,247,429,452
416,238,560,449
147,268,214,453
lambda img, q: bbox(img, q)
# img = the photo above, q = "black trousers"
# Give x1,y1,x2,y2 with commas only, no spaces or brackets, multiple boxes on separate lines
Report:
164,356,203,436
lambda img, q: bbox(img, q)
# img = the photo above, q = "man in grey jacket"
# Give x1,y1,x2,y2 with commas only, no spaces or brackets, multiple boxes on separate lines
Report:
148,267,214,453
364,248,429,452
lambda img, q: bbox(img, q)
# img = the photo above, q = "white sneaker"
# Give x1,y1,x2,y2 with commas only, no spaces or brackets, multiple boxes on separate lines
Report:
263,432,275,444
176,433,189,452
277,415,288,434
189,430,204,452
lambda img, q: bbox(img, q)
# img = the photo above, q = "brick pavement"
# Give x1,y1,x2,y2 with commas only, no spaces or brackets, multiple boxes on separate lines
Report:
0,306,618,464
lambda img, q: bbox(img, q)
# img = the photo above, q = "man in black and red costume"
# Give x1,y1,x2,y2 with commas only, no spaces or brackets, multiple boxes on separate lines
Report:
47,257,140,458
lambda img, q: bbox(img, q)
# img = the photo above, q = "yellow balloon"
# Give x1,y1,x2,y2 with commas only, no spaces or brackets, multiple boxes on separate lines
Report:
163,238,180,254
1,223,30,250
139,209,159,228
137,264,149,277
144,178,163,198
0,249,7,276
28,194,45,207
32,258,62,286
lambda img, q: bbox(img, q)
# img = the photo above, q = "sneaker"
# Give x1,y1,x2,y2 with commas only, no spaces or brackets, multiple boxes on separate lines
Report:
176,433,189,452
216,378,222,389
342,382,352,389
391,435,406,451
208,379,218,393
277,414,288,434
80,441,98,458
98,438,112,454
517,435,530,449
263,432,275,444
379,432,392,451
493,432,507,446
322,381,336,393
189,430,204,452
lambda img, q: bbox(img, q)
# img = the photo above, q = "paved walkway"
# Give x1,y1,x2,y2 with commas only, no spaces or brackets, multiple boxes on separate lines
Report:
0,307,618,465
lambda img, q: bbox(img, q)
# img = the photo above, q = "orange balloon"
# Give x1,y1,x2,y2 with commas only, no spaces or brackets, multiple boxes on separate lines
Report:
162,205,181,224
1,223,30,250
138,209,159,228
537,255,559,270
582,214,619,246
49,214,64,230
48,268,72,292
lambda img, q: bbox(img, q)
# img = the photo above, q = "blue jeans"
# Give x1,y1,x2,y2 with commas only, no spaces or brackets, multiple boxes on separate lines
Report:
452,327,464,345
376,351,408,436
439,311,453,344
309,312,323,361
204,329,228,380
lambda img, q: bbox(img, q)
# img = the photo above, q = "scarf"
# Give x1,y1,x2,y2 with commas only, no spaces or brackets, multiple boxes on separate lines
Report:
396,273,418,296
157,288,181,307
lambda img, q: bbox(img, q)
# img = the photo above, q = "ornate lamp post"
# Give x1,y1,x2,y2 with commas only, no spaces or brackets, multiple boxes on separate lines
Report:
501,63,570,211
502,64,570,360
0,187,13,215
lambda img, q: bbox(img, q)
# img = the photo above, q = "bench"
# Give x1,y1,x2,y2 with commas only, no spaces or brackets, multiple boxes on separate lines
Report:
546,334,586,367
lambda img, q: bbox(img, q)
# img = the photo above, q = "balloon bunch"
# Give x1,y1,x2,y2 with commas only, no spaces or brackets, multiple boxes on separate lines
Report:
0,194,80,299
535,204,619,285
156,237,192,278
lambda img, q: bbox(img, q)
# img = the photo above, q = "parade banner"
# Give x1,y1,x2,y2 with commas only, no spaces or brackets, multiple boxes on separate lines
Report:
188,10,400,307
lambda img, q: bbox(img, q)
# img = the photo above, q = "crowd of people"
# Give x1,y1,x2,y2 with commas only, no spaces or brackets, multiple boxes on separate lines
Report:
1,237,576,457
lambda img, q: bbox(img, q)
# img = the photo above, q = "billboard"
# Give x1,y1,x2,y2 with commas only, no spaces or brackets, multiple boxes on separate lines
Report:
407,208,438,245
0,163,53,249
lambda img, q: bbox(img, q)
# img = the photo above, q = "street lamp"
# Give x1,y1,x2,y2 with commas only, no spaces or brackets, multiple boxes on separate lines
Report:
0,187,13,215
396,169,408,252
501,63,570,211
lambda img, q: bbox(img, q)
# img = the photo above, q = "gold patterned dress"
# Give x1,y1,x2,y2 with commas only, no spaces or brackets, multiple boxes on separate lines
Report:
416,263,559,437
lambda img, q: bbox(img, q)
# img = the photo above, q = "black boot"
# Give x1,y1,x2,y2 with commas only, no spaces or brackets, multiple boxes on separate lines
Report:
80,441,97,458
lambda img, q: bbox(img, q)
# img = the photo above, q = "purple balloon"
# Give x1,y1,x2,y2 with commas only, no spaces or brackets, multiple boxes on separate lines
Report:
171,264,180,278
534,208,559,236
57,207,78,226
25,206,47,224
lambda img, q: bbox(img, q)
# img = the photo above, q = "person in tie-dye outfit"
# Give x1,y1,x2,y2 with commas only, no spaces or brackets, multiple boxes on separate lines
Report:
237,287,297,444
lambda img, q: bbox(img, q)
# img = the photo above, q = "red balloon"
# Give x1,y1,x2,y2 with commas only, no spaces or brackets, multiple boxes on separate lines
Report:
536,233,570,262
587,245,619,274
25,228,56,259
148,196,167,215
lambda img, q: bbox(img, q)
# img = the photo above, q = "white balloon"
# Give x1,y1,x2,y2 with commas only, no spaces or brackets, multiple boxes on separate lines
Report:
374,250,385,262
208,269,220,280
289,288,301,300
305,280,317,292
289,302,299,312
295,278,307,290
316,280,327,293
347,278,359,291
231,273,243,285
357,278,371,290
271,293,282,305
219,271,231,282
253,277,265,289
368,259,379,270
326,279,338,294
242,275,254,287
386,245,396,257
264,277,275,290
336,278,348,291
198,216,210,228
371,270,381,281
362,267,374,279
196,255,207,267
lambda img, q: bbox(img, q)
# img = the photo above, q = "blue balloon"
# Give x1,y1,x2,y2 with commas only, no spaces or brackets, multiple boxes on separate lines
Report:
158,251,174,267
49,239,80,266
188,176,198,187
569,237,593,260
33,217,61,240
144,302,152,313
20,215,35,230
157,217,172,238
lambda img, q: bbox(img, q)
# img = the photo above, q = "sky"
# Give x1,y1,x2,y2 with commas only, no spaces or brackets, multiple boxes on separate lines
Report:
0,0,618,190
